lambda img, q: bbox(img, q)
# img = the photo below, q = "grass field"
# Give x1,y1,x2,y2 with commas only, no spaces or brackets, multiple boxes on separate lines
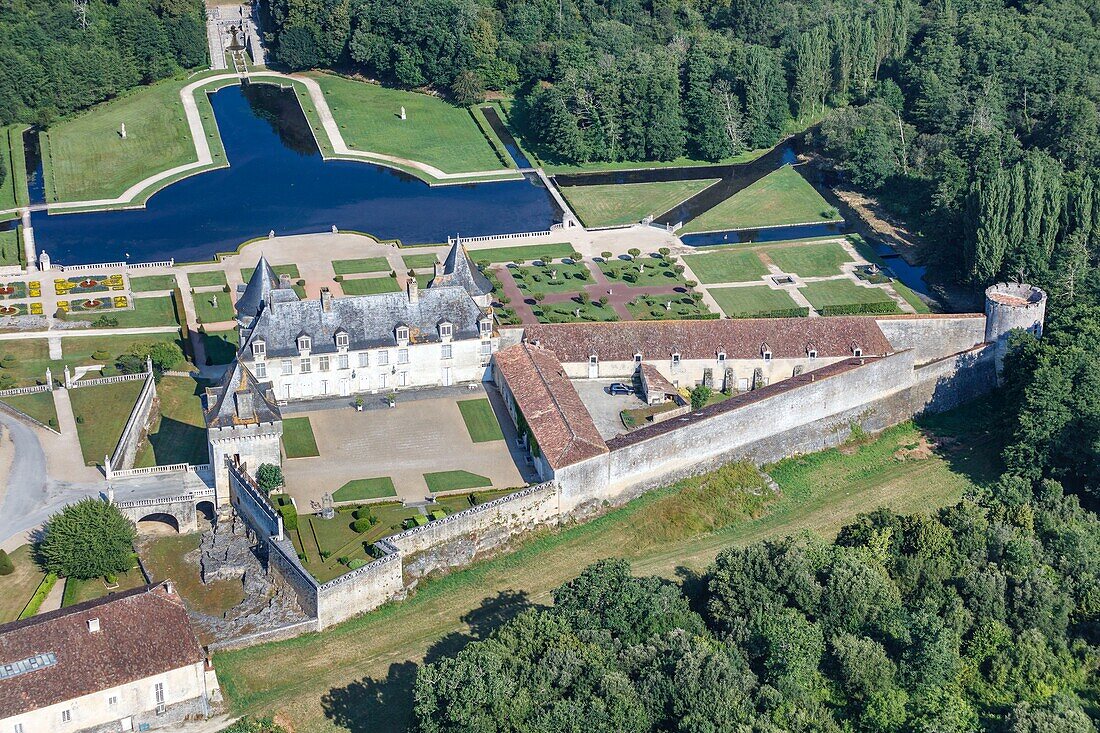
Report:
283,417,320,458
765,241,852,277
215,400,995,732
801,280,899,310
309,72,507,174
626,293,713,320
1,125,28,212
129,274,177,292
62,567,145,608
400,254,439,270
333,258,390,275
0,545,46,623
601,255,685,287
188,270,228,288
561,179,719,228
0,226,21,267
69,379,146,465
193,290,235,323
203,329,240,365
340,277,400,296
424,470,492,493
62,295,181,329
534,300,619,323
1,391,58,429
42,77,196,202
139,534,245,634
333,478,398,502
61,332,188,372
681,166,836,234
456,398,504,442
683,250,770,284
471,243,574,265
135,376,208,467
709,285,805,317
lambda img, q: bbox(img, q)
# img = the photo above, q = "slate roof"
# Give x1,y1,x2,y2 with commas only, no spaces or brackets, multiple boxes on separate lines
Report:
204,359,281,429
0,583,204,718
522,318,893,362
244,286,487,358
494,343,607,470
431,241,493,298
236,255,282,323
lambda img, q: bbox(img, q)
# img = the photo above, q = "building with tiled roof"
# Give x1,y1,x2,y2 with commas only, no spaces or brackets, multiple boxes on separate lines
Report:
431,239,494,307
0,583,218,733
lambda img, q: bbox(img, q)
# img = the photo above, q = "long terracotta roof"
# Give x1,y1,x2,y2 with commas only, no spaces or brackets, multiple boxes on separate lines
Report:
494,343,608,469
521,318,893,362
0,583,204,718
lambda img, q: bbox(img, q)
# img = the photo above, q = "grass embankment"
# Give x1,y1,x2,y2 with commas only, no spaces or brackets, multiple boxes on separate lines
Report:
456,398,504,443
41,77,197,203
308,72,508,175
1,390,58,429
560,179,719,228
282,417,320,458
0,545,47,623
216,400,995,732
135,376,208,467
1,124,29,214
681,165,836,234
0,226,21,266
69,379,146,465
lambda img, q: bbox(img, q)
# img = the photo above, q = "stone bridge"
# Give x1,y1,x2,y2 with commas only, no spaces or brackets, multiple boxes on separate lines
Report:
113,489,217,534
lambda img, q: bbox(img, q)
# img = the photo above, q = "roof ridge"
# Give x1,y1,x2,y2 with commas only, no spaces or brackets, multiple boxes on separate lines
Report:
523,344,604,464
0,583,159,634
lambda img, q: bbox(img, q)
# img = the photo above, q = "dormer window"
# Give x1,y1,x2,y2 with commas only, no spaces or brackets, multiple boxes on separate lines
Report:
761,343,771,362
634,353,642,364
479,318,492,337
808,349,817,360
440,322,453,340
297,335,311,354
335,331,349,350
671,352,681,367
589,354,598,367
396,326,409,343
252,340,266,359
717,351,726,364
853,347,862,357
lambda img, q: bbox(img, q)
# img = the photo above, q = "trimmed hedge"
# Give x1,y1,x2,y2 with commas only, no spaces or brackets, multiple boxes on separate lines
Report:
731,307,810,319
819,301,898,316
0,548,12,575
20,573,58,619
278,503,298,531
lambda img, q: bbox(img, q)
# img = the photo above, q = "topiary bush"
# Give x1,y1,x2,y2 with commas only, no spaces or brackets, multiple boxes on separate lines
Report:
352,518,373,533
92,349,110,360
278,503,298,531
0,549,13,575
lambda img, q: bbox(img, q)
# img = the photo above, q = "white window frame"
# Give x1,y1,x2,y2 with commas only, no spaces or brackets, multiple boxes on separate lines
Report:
318,355,330,372
479,319,493,337
763,351,772,362
441,343,453,360
395,326,409,343
358,351,369,368
808,349,817,360
634,353,642,364
61,710,71,724
155,682,165,706
378,350,390,366
252,340,266,359
397,348,409,364
254,361,267,379
853,347,863,357
335,332,349,350
297,336,311,353
281,359,293,376
671,352,681,367
440,323,453,340
15,723,25,733
589,355,598,367
717,351,726,365
300,357,312,374
379,373,388,389
338,353,349,370
480,341,492,356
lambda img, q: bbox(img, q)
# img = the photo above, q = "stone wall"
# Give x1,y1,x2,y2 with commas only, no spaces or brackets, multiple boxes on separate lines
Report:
315,552,404,629
209,421,283,504
109,374,157,471
227,462,283,540
875,315,987,364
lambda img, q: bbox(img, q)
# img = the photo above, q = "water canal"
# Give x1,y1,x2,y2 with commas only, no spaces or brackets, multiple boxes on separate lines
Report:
31,83,560,265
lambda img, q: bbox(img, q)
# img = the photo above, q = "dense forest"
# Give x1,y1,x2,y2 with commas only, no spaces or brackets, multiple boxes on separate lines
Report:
0,0,207,126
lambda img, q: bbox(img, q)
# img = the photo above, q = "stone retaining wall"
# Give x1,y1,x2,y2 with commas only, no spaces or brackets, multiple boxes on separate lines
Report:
108,373,157,472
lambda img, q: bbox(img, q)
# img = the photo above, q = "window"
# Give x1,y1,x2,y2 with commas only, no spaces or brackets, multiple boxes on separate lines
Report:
480,341,492,356
717,351,726,364
397,348,409,364
338,354,349,370
853,347,863,357
318,356,330,372
589,355,598,367
155,682,165,705
335,332,349,349
281,359,293,376
61,710,71,724
480,319,492,337
297,336,311,353
763,351,772,362
300,358,312,374
440,323,452,339
108,696,117,708
396,326,409,343
252,340,266,359
254,361,267,379
15,723,24,733
672,353,681,367
808,349,817,360
634,353,642,364
378,350,389,366
358,352,369,367
441,343,452,359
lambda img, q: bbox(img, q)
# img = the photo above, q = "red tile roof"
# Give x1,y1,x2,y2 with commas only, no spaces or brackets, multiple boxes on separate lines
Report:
494,343,608,469
522,318,893,362
0,583,204,718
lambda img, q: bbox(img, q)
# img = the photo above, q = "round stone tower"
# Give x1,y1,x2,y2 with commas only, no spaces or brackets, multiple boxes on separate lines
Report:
985,282,1047,376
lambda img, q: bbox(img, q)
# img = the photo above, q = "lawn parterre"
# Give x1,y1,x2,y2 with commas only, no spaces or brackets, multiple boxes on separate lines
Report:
800,280,900,314
534,299,619,323
601,254,685,287
764,241,853,277
0,226,21,267
187,270,228,288
401,253,438,270
470,243,575,265
282,417,320,458
135,376,208,467
682,250,770,284
309,72,509,175
708,285,808,318
129,274,177,292
456,398,505,442
60,295,180,328
508,261,592,295
333,257,391,275
339,276,400,296
626,293,713,320
424,470,493,493
680,165,837,234
560,179,720,227
69,379,146,465
193,290,236,324
332,478,398,502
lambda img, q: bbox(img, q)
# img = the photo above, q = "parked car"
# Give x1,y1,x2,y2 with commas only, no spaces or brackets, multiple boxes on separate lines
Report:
608,382,634,395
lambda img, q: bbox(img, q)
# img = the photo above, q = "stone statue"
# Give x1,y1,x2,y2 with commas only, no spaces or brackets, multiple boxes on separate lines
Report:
119,122,126,139
211,294,218,309
400,106,407,120
321,492,334,519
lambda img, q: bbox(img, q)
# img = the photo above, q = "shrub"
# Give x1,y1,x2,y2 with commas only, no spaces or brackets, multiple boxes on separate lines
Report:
334,275,344,282
598,296,609,306
38,498,136,580
690,385,713,410
296,279,305,286
256,463,284,492
601,251,612,259
91,349,110,360
278,503,298,531
75,416,84,424
658,247,670,256
117,340,184,378
0,355,16,369
819,301,898,316
532,291,546,302
221,717,288,733
685,280,698,288
0,549,13,575
628,248,641,258
389,269,397,278
338,556,351,565
320,550,331,560
732,307,809,318
352,518,372,533
222,284,231,293
622,272,638,284
348,558,367,570
105,572,117,584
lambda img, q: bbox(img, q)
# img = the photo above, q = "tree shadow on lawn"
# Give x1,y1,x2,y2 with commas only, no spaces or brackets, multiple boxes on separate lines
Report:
320,589,538,733
147,416,207,465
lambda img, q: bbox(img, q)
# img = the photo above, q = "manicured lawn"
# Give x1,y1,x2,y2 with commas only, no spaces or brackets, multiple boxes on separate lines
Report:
1,391,58,430
601,255,685,288
69,379,146,465
309,72,507,174
683,250,769,284
193,290,235,324
681,165,837,233
0,226,21,267
340,276,400,296
561,179,719,227
61,333,188,373
129,274,177,292
401,253,439,271
188,270,228,288
42,77,196,202
61,567,145,607
626,293,713,320
0,338,52,389
333,257,391,275
215,401,993,733
509,261,592,295
242,264,300,282
65,295,181,329
424,470,493,493
764,241,852,277
456,398,504,442
0,545,46,623
203,329,240,365
470,243,575,265
333,478,398,502
800,280,900,312
709,285,807,318
134,376,208,467
282,417,320,458
1,125,27,212
534,299,619,323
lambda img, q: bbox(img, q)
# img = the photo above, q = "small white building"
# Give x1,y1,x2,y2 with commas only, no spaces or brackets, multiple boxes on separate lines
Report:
0,583,219,733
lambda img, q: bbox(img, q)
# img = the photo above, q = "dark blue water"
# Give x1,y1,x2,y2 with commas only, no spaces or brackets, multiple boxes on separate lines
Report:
479,107,531,169
22,129,46,206
31,84,558,264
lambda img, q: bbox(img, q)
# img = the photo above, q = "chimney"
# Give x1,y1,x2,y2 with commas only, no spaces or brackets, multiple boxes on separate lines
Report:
320,287,333,312
407,277,419,303
434,260,444,278
165,581,175,595
87,618,100,633
235,390,255,421
279,273,292,289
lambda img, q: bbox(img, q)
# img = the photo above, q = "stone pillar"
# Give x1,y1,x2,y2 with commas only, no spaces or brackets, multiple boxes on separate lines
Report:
45,367,52,390
63,365,72,389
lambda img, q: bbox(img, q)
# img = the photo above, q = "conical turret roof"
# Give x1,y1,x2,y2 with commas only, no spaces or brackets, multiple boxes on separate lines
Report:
236,255,279,323
431,239,493,298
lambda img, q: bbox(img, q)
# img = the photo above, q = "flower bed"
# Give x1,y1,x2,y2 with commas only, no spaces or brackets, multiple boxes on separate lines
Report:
0,282,26,300
0,303,28,317
60,295,130,313
56,273,124,296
